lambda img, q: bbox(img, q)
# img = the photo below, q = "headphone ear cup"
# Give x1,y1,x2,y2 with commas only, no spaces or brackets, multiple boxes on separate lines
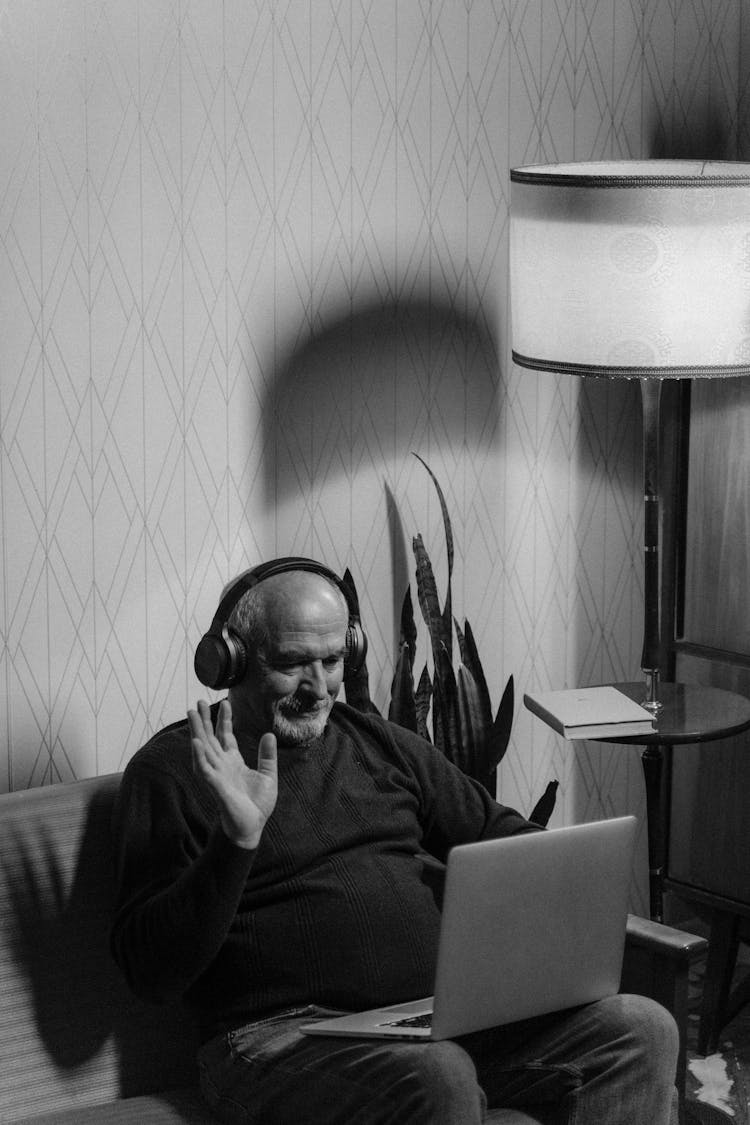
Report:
194,626,248,690
194,632,227,689
344,620,368,677
222,628,248,687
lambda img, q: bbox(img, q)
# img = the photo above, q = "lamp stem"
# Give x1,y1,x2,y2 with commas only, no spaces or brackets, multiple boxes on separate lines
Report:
640,378,663,712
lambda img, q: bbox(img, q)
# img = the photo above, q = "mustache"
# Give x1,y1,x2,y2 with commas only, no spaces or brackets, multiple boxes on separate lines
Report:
279,694,330,715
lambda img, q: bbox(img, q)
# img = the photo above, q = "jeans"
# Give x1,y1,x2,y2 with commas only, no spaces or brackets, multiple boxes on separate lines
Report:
197,993,679,1125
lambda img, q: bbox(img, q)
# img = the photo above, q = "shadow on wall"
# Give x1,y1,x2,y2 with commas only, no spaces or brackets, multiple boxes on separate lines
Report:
260,295,502,515
1,778,201,1110
649,108,733,161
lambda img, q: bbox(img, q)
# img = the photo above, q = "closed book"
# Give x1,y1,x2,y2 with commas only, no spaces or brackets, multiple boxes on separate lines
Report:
523,686,655,740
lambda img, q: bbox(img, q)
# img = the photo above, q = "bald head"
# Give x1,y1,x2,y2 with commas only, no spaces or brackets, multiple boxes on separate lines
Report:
228,569,349,653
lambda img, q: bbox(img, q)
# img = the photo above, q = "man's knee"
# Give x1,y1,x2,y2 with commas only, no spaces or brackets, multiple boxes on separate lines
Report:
392,1040,485,1123
615,994,678,1050
598,992,679,1076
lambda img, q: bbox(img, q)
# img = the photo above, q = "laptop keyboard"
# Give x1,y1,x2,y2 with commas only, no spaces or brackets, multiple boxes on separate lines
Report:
381,1012,433,1029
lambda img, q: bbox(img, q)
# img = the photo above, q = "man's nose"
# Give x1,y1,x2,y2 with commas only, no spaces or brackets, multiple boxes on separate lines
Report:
300,661,327,696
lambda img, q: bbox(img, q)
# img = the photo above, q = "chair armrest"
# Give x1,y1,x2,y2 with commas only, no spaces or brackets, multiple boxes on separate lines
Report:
622,912,707,1119
625,913,708,965
622,911,706,1015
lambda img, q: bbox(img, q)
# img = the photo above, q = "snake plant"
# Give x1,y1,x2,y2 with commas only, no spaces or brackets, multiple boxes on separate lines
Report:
344,456,557,826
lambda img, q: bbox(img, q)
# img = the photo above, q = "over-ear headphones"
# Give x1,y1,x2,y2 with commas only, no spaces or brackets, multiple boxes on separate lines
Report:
193,557,368,690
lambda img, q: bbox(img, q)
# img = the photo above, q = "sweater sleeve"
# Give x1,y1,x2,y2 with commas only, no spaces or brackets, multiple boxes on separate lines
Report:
367,712,543,859
420,755,543,860
110,753,255,1003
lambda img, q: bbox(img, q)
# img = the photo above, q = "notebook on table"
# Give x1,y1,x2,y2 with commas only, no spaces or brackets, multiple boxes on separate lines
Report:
524,685,655,740
301,816,636,1041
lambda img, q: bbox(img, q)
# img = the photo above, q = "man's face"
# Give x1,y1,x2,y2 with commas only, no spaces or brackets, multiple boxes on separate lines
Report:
231,573,348,746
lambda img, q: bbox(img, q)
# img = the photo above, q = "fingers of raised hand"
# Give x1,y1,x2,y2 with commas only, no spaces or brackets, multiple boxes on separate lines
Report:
188,702,224,773
257,732,278,783
216,699,235,744
188,700,214,744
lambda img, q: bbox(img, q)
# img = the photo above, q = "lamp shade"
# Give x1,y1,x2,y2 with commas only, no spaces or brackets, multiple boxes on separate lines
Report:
510,160,750,378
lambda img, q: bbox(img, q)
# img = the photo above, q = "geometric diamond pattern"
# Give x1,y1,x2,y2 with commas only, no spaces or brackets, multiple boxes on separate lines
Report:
0,0,745,910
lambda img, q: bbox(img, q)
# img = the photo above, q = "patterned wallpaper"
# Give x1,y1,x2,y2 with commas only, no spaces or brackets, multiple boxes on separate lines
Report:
0,0,746,907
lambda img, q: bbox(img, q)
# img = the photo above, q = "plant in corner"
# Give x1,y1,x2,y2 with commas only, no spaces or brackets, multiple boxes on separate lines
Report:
344,455,558,827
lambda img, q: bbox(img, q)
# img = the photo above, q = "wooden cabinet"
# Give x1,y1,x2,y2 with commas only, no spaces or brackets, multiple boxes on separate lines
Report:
663,376,750,1050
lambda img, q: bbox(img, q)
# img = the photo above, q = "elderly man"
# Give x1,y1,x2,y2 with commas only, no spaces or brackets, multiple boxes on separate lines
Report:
111,558,678,1125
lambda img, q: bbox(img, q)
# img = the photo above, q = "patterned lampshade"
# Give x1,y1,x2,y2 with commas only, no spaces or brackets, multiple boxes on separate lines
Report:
509,160,750,379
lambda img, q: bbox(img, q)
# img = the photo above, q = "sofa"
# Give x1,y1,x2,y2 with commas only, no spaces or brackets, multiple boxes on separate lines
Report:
0,773,706,1124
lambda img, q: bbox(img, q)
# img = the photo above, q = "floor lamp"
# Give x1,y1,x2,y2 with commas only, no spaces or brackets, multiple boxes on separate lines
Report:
509,159,750,711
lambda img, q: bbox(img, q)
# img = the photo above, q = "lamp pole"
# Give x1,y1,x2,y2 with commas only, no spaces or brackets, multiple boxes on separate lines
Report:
640,378,664,713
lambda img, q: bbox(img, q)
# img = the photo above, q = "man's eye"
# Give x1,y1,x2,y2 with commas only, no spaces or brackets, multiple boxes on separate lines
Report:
323,656,343,670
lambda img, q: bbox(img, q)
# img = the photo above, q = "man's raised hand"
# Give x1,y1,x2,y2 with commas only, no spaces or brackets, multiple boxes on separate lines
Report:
188,698,278,850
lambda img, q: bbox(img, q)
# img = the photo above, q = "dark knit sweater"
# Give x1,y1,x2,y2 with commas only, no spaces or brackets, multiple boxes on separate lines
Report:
111,702,538,1041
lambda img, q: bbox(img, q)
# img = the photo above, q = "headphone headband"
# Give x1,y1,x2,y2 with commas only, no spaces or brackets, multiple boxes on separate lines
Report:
212,557,356,624
194,557,367,689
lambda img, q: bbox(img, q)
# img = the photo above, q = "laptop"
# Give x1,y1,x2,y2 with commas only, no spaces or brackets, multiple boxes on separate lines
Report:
301,816,636,1041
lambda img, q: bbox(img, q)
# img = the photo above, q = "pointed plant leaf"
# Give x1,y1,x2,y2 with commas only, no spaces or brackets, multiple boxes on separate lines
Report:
460,620,493,729
388,642,418,732
443,585,453,656
399,586,418,664
454,618,468,665
486,675,514,771
413,453,454,578
414,454,454,646
530,780,559,827
413,534,450,657
456,664,486,781
433,644,459,764
415,665,433,743
431,685,446,755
